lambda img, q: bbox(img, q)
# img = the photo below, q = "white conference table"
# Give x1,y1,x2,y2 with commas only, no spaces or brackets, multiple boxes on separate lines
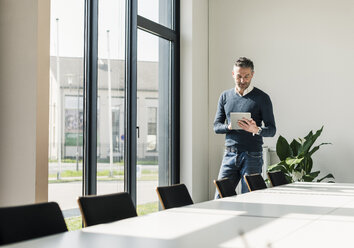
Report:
4,182,354,248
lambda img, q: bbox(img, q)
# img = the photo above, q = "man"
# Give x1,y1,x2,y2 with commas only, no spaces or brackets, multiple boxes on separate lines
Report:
214,57,276,196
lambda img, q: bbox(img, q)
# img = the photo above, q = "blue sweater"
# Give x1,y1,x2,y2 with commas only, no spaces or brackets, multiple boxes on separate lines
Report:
214,87,276,152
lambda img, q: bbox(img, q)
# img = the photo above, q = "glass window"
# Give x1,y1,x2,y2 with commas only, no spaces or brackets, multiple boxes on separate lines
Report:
49,0,178,224
48,0,84,229
97,0,126,193
64,96,83,147
138,0,174,29
137,29,171,213
147,107,157,151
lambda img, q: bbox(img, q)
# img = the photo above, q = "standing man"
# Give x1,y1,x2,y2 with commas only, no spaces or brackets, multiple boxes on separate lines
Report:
214,57,276,196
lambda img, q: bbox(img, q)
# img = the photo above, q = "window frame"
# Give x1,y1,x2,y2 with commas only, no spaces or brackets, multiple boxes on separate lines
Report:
82,0,180,206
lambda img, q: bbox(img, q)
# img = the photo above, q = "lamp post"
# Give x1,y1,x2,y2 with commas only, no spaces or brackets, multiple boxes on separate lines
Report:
107,30,114,177
76,78,80,171
56,18,62,180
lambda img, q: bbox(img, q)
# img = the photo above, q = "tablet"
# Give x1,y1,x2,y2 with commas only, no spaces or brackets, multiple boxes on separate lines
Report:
230,112,251,130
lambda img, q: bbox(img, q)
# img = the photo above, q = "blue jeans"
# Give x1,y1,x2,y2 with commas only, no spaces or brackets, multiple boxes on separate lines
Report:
215,148,263,198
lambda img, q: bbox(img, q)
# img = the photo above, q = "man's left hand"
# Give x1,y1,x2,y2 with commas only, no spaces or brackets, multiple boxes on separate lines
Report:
238,118,258,134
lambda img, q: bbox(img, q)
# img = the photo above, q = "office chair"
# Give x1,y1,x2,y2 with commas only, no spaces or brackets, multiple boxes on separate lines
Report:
78,192,137,227
244,174,267,192
0,202,67,245
214,178,237,198
156,184,194,209
268,171,289,187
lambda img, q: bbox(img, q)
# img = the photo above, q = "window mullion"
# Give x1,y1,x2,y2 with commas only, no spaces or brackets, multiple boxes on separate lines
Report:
83,0,99,196
125,0,138,206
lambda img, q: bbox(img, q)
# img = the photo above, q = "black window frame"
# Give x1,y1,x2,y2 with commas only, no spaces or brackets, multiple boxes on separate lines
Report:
82,0,180,206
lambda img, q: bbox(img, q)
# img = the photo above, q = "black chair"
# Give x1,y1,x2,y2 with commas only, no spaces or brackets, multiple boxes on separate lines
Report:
214,178,237,198
156,184,194,209
0,202,67,245
244,174,267,192
77,192,137,227
268,171,289,187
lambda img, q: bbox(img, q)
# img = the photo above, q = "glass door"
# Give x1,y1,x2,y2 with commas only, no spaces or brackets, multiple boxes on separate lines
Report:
96,0,126,196
136,29,171,213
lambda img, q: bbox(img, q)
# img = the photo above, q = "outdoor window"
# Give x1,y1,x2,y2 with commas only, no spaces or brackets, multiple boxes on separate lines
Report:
138,0,174,29
147,107,157,152
96,0,126,194
49,0,179,230
48,0,84,230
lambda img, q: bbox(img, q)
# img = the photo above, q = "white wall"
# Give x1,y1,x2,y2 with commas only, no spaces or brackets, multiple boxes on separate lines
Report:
209,0,354,198
180,0,209,202
0,0,50,206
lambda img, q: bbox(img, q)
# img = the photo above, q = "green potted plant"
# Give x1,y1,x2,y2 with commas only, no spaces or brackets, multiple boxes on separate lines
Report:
268,126,335,183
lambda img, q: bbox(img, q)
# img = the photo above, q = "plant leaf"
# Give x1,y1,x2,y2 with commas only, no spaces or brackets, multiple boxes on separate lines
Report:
308,143,331,157
303,175,315,182
302,156,313,174
285,157,303,172
286,174,294,183
285,157,303,165
304,130,313,142
300,126,324,155
276,135,293,161
317,173,335,182
290,139,301,156
308,170,320,178
268,163,288,172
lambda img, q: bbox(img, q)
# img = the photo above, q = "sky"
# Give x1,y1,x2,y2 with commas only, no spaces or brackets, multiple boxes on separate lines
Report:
50,0,162,61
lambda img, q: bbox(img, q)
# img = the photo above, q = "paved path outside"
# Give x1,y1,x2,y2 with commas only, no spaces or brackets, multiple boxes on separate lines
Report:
49,162,157,174
49,180,158,212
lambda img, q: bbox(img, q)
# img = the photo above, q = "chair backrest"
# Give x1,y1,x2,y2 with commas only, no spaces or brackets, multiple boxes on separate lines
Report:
156,184,194,209
244,174,267,192
0,202,67,245
268,171,289,187
77,192,137,227
214,178,237,198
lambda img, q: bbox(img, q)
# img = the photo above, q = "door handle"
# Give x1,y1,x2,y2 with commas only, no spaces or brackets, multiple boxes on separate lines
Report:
136,126,140,138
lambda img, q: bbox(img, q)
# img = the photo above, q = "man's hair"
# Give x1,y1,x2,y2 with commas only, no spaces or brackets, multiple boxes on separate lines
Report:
234,57,254,71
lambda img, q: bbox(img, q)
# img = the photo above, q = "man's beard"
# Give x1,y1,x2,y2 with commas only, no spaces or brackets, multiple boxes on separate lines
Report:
237,82,250,89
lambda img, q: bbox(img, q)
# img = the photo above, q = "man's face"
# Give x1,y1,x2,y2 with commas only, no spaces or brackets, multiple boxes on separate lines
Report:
232,66,254,92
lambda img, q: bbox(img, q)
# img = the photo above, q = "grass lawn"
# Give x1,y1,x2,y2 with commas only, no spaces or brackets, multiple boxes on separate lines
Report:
48,170,124,178
49,169,157,183
65,216,82,231
136,201,158,216
65,201,159,231
49,160,158,165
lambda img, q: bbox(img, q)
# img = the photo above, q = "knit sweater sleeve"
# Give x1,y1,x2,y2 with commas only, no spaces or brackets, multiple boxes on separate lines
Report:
213,93,229,134
259,94,276,137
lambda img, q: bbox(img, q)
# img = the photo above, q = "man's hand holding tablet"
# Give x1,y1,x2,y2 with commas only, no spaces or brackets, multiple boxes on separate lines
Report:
228,112,259,134
229,112,251,130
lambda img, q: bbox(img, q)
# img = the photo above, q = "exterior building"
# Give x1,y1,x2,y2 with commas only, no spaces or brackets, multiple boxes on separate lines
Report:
49,57,159,163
